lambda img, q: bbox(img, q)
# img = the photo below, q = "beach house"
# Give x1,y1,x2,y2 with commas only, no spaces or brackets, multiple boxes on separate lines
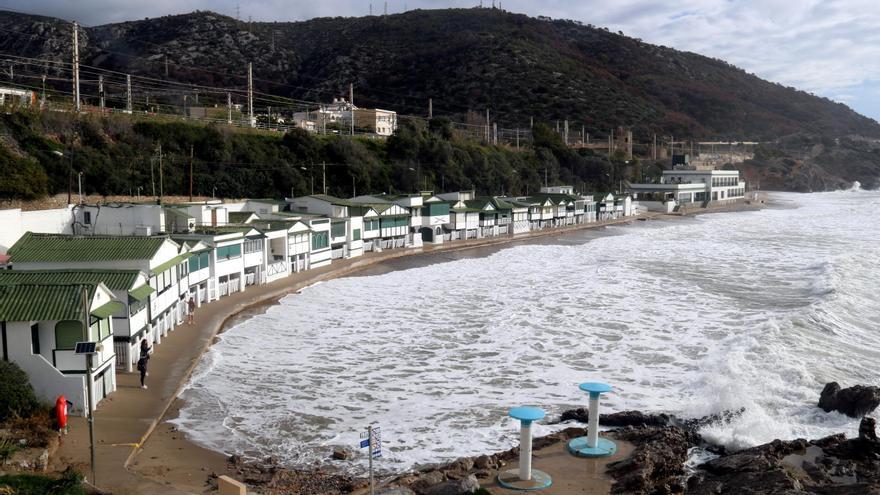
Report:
288,195,365,258
7,233,188,347
418,195,451,244
627,169,746,212
0,269,151,373
0,281,120,414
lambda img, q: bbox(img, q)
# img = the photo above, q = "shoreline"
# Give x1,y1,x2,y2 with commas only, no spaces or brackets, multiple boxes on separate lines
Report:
53,198,767,494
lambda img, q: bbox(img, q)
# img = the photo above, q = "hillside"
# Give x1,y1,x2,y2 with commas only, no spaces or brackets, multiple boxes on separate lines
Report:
1,8,878,140
0,8,878,197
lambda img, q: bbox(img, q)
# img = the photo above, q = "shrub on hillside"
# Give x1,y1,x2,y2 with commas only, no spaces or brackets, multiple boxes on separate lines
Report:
0,360,41,421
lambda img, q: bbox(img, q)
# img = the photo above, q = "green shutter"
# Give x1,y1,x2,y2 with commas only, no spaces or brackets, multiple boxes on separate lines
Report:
55,320,83,350
331,222,346,237
353,229,361,241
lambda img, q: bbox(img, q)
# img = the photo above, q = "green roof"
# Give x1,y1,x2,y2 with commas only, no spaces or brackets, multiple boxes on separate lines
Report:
0,283,97,321
91,301,124,319
228,211,256,223
9,232,170,263
151,253,193,276
0,269,141,291
128,284,155,301
309,194,357,207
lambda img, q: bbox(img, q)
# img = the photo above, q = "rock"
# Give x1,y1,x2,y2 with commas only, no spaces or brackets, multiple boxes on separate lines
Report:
332,448,353,460
818,382,880,418
473,454,493,470
422,474,480,495
378,487,417,495
227,454,242,465
443,457,474,479
607,426,699,494
409,470,446,494
860,417,878,442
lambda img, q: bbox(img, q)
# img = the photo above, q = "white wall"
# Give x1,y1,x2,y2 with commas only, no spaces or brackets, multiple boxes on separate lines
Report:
5,321,87,414
0,206,73,253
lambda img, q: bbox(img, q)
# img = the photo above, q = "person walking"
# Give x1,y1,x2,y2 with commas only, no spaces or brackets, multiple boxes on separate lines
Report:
187,297,196,325
137,338,152,389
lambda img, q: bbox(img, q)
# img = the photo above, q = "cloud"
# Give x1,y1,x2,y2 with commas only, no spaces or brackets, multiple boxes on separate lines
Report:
3,0,879,120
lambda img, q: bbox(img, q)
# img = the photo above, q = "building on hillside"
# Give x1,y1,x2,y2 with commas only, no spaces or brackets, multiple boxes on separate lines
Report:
0,206,74,254
627,169,745,212
353,108,398,136
0,270,151,373
0,87,36,107
0,282,119,414
7,233,189,348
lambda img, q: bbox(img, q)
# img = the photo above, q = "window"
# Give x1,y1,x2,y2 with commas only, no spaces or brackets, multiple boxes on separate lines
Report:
353,228,361,241
365,219,379,231
129,298,146,316
311,231,329,250
55,321,82,350
331,222,346,238
30,323,40,354
244,238,263,254
217,244,242,260
189,255,200,272
83,211,92,225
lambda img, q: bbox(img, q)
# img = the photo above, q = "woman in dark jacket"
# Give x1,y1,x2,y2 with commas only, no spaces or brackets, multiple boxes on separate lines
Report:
137,338,152,389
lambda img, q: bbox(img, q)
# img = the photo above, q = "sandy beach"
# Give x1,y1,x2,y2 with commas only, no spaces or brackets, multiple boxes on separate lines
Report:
49,198,766,494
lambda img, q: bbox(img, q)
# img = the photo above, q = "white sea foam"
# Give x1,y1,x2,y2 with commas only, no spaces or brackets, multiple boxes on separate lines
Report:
172,190,880,474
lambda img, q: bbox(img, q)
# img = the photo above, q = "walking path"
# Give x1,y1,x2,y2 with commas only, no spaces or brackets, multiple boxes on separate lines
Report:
49,213,676,494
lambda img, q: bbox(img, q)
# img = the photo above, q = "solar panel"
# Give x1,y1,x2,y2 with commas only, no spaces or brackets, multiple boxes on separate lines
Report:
74,342,97,354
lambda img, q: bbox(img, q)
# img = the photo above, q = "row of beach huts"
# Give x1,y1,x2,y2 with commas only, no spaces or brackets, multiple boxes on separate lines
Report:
0,186,636,415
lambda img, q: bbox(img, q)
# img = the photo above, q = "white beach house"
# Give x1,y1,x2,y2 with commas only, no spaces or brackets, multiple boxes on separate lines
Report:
7,233,188,348
628,169,746,212
0,281,119,414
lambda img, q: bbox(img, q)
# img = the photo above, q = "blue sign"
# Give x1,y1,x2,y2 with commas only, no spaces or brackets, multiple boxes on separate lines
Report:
359,439,370,448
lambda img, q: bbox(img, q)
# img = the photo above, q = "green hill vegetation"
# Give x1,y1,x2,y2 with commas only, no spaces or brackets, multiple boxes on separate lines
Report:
0,110,632,200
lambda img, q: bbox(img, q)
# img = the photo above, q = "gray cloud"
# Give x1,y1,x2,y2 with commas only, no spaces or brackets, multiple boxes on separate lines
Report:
3,0,878,121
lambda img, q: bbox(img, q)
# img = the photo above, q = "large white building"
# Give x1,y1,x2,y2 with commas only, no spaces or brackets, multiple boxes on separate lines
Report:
628,169,746,212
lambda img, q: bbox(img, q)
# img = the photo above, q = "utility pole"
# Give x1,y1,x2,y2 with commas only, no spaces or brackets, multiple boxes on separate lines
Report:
126,74,132,113
485,109,490,143
493,123,497,145
370,3,372,15
80,286,96,487
384,2,387,15
164,54,169,77
158,143,164,203
428,98,432,118
72,21,80,112
529,116,533,129
227,92,232,124
98,75,104,113
349,83,355,136
271,30,276,52
564,120,569,146
40,74,46,108
322,161,327,195
516,128,520,149
247,62,254,127
189,145,194,201
653,133,657,161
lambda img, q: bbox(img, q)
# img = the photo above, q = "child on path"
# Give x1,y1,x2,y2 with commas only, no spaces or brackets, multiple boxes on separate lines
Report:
136,338,152,389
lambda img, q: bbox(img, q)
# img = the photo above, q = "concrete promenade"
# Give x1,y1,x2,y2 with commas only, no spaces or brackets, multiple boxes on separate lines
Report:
49,214,664,494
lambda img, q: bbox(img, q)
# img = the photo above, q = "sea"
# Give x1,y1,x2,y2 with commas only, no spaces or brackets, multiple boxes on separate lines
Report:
172,188,880,474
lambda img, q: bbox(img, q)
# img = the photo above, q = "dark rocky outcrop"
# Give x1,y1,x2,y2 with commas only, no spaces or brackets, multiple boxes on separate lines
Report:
819,382,880,418
606,426,699,494
686,417,880,495
560,409,673,427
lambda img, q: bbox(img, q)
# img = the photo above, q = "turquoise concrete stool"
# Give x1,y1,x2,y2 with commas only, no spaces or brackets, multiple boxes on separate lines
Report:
567,382,617,457
497,406,552,491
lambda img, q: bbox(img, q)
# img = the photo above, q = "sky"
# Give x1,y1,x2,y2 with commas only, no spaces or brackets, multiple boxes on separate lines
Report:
4,0,879,122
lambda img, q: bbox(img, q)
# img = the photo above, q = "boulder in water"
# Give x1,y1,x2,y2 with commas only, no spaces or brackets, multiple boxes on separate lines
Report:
818,382,880,418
